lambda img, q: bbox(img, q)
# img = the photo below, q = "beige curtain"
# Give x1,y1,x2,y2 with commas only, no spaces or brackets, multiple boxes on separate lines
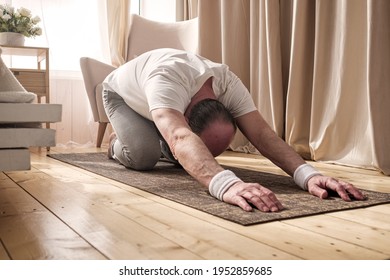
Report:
106,0,131,67
182,0,199,19
196,0,390,175
196,0,253,152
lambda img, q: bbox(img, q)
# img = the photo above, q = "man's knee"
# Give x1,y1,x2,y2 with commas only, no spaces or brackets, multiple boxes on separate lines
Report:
122,147,161,171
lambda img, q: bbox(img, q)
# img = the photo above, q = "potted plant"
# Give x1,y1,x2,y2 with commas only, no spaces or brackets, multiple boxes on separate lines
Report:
0,4,42,46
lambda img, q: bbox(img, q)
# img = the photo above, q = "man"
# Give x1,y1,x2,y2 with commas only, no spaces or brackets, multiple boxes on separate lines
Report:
103,48,364,212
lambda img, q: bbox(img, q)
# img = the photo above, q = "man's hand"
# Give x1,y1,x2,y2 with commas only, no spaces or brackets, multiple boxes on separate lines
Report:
307,175,365,201
222,182,284,212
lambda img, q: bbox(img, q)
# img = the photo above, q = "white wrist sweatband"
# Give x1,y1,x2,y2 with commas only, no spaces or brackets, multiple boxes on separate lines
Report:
293,163,322,190
209,170,242,201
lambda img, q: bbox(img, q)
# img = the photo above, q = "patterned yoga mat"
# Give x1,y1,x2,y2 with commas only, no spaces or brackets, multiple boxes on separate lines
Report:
48,152,390,225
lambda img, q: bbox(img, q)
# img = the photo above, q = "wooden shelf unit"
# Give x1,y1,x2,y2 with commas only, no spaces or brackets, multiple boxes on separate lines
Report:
0,45,50,104
0,45,56,157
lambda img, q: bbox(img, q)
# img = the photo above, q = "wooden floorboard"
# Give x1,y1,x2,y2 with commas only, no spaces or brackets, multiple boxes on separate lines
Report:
0,147,389,260
0,239,10,260
0,172,107,260
6,169,201,260
283,215,390,256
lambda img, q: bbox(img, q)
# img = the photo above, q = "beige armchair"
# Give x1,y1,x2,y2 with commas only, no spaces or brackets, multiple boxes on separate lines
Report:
80,14,198,147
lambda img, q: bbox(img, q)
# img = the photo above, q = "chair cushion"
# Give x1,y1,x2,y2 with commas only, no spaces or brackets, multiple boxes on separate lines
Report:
80,57,116,122
126,14,198,61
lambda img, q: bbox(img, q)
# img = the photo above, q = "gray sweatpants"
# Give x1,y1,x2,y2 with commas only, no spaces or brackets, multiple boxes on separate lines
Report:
103,90,177,170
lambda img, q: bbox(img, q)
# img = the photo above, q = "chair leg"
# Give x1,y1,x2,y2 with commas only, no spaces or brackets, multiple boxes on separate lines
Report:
96,122,108,148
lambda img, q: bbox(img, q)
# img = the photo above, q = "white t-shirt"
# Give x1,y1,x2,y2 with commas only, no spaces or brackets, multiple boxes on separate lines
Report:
103,48,257,120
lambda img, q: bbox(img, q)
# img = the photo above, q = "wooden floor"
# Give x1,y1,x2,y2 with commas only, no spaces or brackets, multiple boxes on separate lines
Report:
0,146,389,260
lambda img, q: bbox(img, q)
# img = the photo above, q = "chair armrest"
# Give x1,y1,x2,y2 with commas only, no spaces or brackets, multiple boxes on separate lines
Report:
80,57,116,121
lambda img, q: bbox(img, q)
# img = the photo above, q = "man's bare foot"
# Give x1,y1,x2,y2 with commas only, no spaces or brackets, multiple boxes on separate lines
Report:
108,132,117,159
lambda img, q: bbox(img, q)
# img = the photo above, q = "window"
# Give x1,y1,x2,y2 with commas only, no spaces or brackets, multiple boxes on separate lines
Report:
5,0,179,71
139,0,177,22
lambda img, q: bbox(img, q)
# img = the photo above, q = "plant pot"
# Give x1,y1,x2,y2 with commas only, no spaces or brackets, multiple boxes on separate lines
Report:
0,32,25,46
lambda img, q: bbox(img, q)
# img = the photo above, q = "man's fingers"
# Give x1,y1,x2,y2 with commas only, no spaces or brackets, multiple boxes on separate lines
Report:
326,178,353,201
232,196,253,212
308,176,365,201
310,187,328,199
268,192,284,211
247,196,270,212
243,189,283,212
340,181,366,200
223,183,283,212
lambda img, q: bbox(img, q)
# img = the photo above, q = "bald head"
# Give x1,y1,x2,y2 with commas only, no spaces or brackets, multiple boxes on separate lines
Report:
199,118,236,156
187,99,237,157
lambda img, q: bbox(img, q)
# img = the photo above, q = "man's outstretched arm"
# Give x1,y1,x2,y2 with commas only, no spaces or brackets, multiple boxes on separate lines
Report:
151,108,283,212
235,110,365,201
152,108,224,185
